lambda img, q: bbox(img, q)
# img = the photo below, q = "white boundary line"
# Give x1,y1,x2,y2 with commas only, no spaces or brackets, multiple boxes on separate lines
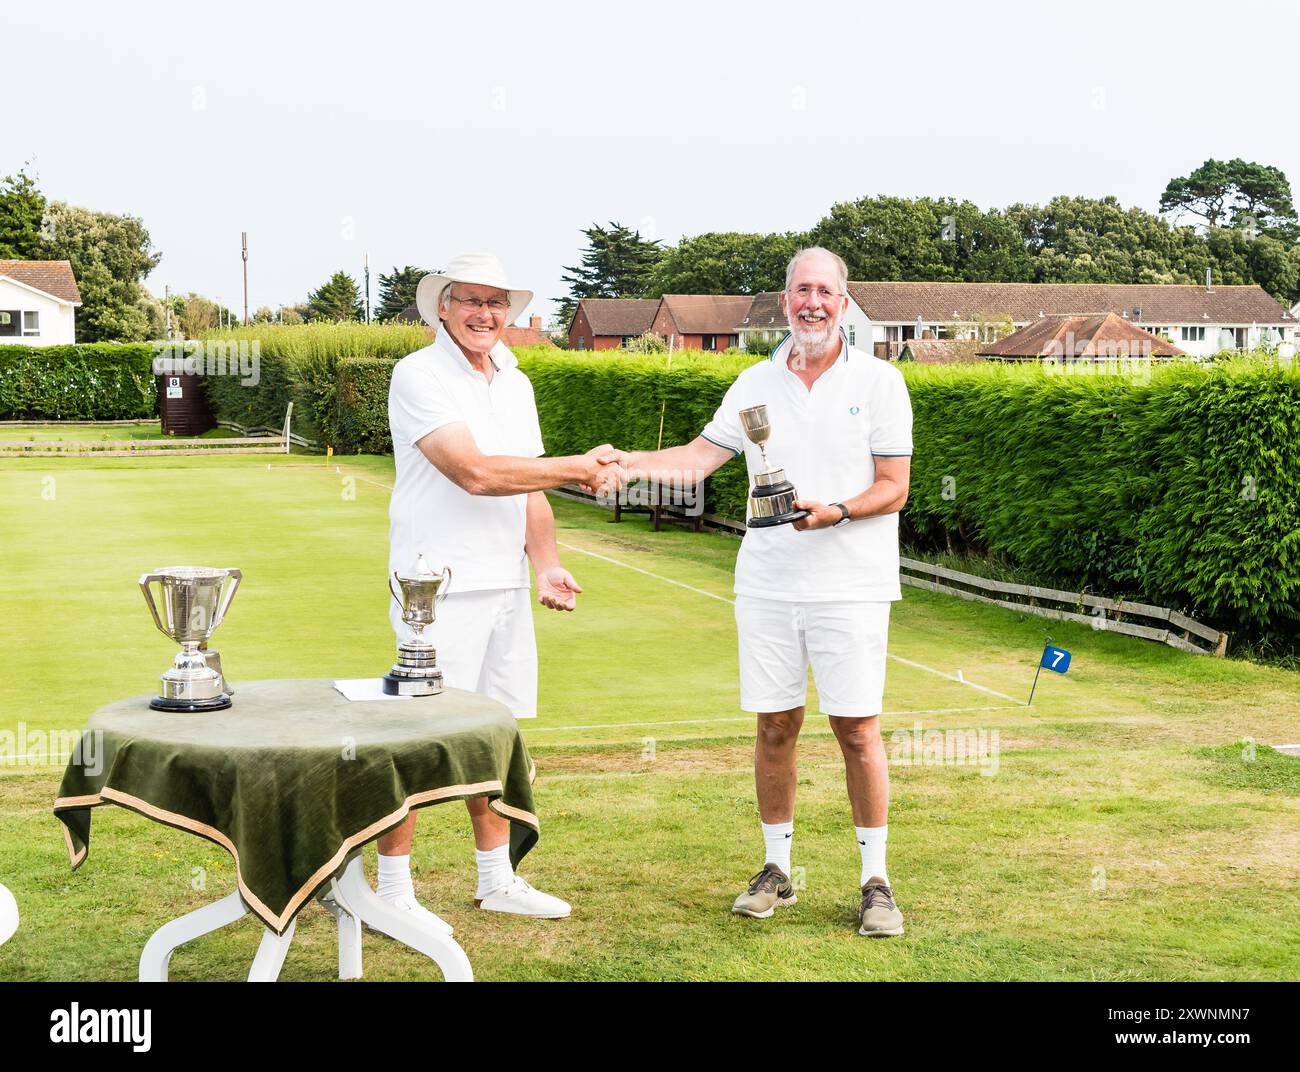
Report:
556,539,1027,706
527,704,1020,733
273,466,1027,707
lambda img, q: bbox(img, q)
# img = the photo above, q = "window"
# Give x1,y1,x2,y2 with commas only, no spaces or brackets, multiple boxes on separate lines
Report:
0,311,18,337
701,334,717,351
576,336,586,350
22,311,39,337
847,324,856,345
621,336,634,349
1181,326,1206,342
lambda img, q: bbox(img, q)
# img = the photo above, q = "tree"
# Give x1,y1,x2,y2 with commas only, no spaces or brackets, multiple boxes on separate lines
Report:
376,265,434,321
306,271,364,321
1160,158,1298,239
646,232,805,296
38,201,161,342
0,164,47,259
280,303,308,325
808,196,970,282
556,222,663,324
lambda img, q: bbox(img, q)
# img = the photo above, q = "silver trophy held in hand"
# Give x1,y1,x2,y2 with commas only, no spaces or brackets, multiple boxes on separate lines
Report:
140,567,242,712
739,404,808,528
384,554,452,697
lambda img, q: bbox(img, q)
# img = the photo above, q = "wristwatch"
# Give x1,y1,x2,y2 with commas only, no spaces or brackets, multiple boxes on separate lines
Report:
831,503,851,527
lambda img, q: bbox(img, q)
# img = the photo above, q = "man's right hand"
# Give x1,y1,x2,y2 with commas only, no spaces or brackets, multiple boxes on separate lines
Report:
578,443,627,494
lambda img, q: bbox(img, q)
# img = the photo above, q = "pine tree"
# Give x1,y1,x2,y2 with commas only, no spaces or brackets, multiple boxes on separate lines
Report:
376,265,435,321
306,271,364,321
555,222,663,325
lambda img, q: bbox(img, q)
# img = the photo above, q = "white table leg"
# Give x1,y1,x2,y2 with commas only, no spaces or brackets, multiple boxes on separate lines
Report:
319,878,363,980
139,890,249,981
247,916,297,982
334,857,474,982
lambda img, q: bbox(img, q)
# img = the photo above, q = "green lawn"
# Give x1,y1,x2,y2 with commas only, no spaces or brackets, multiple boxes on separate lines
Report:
1,453,1298,981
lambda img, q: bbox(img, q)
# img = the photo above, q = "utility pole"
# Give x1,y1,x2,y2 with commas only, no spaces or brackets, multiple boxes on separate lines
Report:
364,252,371,324
241,231,250,326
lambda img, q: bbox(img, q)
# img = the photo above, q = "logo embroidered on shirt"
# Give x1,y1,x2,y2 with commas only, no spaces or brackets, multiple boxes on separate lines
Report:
849,405,861,414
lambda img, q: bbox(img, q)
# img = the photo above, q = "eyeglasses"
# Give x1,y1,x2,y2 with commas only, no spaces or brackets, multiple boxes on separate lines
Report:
789,285,844,301
449,294,510,314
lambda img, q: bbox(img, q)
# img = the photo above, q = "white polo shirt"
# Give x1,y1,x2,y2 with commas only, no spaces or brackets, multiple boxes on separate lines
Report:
388,329,544,593
700,331,913,603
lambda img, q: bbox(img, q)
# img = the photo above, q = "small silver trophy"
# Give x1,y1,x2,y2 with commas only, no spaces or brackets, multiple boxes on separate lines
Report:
384,554,452,696
140,567,242,711
739,404,808,528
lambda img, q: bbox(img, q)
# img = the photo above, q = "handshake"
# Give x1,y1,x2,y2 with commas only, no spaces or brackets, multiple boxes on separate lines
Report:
576,443,633,496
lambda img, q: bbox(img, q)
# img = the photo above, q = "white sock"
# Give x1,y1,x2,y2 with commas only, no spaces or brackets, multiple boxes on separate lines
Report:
376,852,414,901
856,825,888,886
475,844,514,899
761,820,794,875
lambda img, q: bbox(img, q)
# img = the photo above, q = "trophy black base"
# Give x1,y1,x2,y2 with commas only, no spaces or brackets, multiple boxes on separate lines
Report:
747,509,809,528
382,671,443,697
150,694,232,712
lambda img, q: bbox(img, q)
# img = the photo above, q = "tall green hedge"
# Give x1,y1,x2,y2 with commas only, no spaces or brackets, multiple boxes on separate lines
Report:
199,323,427,444
0,344,157,419
903,359,1300,635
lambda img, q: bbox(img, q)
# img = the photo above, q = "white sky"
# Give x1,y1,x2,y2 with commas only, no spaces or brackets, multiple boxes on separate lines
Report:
6,0,1296,323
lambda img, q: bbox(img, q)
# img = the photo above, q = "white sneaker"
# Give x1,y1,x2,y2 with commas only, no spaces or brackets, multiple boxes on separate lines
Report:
379,892,454,936
475,877,571,918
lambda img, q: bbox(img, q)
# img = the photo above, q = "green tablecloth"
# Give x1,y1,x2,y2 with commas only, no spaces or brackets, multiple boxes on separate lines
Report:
54,679,538,933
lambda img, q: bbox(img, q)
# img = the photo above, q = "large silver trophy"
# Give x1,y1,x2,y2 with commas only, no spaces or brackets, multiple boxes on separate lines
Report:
140,567,242,711
384,554,452,696
739,404,808,528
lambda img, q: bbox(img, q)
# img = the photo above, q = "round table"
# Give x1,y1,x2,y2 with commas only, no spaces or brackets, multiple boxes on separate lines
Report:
54,679,540,982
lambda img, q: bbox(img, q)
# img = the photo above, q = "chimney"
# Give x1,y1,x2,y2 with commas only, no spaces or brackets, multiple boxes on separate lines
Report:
530,315,541,330
1205,268,1213,293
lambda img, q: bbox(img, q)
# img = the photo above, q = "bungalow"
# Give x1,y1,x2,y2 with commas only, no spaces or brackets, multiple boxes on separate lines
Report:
568,298,660,350
844,281,1296,360
0,260,81,345
977,313,1187,361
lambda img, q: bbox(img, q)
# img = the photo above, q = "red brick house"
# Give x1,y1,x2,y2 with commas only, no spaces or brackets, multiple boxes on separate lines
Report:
650,294,751,351
568,298,660,350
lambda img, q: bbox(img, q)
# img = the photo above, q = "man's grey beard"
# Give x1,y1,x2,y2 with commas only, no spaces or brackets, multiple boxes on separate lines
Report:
789,316,835,357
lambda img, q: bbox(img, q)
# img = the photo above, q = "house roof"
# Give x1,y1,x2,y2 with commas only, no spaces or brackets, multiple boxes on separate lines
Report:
977,313,1187,359
845,281,1291,325
740,291,786,330
502,324,556,348
575,298,660,336
660,294,754,334
0,260,81,304
898,339,986,364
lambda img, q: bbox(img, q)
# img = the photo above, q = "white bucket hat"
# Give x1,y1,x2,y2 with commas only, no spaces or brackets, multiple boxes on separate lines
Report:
415,252,533,327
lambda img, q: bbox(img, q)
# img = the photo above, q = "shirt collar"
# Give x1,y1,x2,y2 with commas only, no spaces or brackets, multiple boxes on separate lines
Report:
433,325,518,374
771,326,852,367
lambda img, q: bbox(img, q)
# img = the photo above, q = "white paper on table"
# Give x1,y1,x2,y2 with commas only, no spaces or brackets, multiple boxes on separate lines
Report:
333,679,413,702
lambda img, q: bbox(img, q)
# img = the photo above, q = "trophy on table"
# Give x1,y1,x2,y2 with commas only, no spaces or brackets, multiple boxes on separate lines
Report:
140,567,242,711
739,404,808,528
384,554,452,696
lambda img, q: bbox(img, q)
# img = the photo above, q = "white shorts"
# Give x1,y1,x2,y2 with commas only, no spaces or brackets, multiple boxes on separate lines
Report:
391,587,537,719
735,595,891,717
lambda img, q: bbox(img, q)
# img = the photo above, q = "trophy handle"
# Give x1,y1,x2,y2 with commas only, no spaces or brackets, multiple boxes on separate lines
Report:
138,572,174,642
389,573,404,612
437,567,453,605
212,568,242,629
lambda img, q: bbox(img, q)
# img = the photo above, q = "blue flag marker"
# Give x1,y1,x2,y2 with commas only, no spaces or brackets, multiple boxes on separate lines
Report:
1029,638,1071,705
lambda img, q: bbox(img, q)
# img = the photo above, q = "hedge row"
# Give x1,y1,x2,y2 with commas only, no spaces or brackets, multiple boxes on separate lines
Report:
200,323,428,444
901,359,1300,637
0,344,157,419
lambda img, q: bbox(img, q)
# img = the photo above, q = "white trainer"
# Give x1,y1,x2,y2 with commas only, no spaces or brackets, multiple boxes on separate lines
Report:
379,893,454,936
475,877,571,918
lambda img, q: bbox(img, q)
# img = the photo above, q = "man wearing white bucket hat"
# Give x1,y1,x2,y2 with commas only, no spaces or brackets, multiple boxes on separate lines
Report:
380,252,624,927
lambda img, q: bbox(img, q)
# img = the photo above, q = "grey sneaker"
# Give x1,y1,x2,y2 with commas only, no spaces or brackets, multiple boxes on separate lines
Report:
731,864,797,918
858,876,904,937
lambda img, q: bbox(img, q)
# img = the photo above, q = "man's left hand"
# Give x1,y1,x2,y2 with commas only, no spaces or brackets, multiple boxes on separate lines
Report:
536,565,583,611
791,500,841,532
